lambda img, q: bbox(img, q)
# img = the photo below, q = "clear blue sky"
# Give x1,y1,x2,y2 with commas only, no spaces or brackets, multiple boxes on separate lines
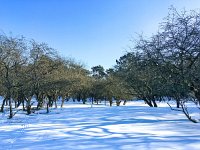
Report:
0,0,200,69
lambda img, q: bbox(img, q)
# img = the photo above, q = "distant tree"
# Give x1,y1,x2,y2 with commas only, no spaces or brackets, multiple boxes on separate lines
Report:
115,51,162,107
105,71,132,106
91,65,106,79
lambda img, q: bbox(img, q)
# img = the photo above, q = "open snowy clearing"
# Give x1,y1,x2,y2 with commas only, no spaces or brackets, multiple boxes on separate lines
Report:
0,101,200,150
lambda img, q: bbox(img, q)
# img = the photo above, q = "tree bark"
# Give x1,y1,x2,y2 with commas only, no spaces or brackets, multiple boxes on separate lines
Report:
176,99,180,108
46,103,49,113
0,98,7,112
61,97,65,108
8,93,13,119
152,99,158,107
26,97,32,115
116,100,122,106
123,100,127,105
144,99,153,107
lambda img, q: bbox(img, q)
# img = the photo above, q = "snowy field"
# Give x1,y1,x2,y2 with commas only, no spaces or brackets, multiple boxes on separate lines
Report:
0,99,200,150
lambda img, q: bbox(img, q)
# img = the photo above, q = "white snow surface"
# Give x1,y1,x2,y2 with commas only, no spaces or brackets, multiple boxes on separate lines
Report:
0,100,200,150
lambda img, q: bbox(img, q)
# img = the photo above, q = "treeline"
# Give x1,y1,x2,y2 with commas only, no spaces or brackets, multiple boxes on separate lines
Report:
0,36,131,119
0,7,200,123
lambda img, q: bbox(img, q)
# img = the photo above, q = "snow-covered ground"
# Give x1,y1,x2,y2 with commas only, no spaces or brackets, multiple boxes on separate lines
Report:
0,100,200,150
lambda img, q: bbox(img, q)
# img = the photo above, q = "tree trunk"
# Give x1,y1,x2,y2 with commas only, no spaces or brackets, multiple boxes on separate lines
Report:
77,94,81,102
109,100,112,106
82,99,86,104
5,99,8,106
36,101,42,110
61,97,64,108
17,99,21,108
14,100,17,108
116,100,121,106
22,99,25,111
6,89,13,119
0,98,7,112
176,99,180,108
152,99,158,107
8,97,13,119
46,103,49,113
144,99,153,107
123,100,127,105
54,99,57,108
26,97,32,115
109,98,112,107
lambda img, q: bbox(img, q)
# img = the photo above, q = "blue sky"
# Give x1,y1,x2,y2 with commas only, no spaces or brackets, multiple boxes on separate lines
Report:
0,0,200,69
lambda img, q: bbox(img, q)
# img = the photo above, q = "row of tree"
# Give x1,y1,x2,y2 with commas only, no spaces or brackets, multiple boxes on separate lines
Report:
0,7,200,123
113,7,200,123
0,36,131,118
